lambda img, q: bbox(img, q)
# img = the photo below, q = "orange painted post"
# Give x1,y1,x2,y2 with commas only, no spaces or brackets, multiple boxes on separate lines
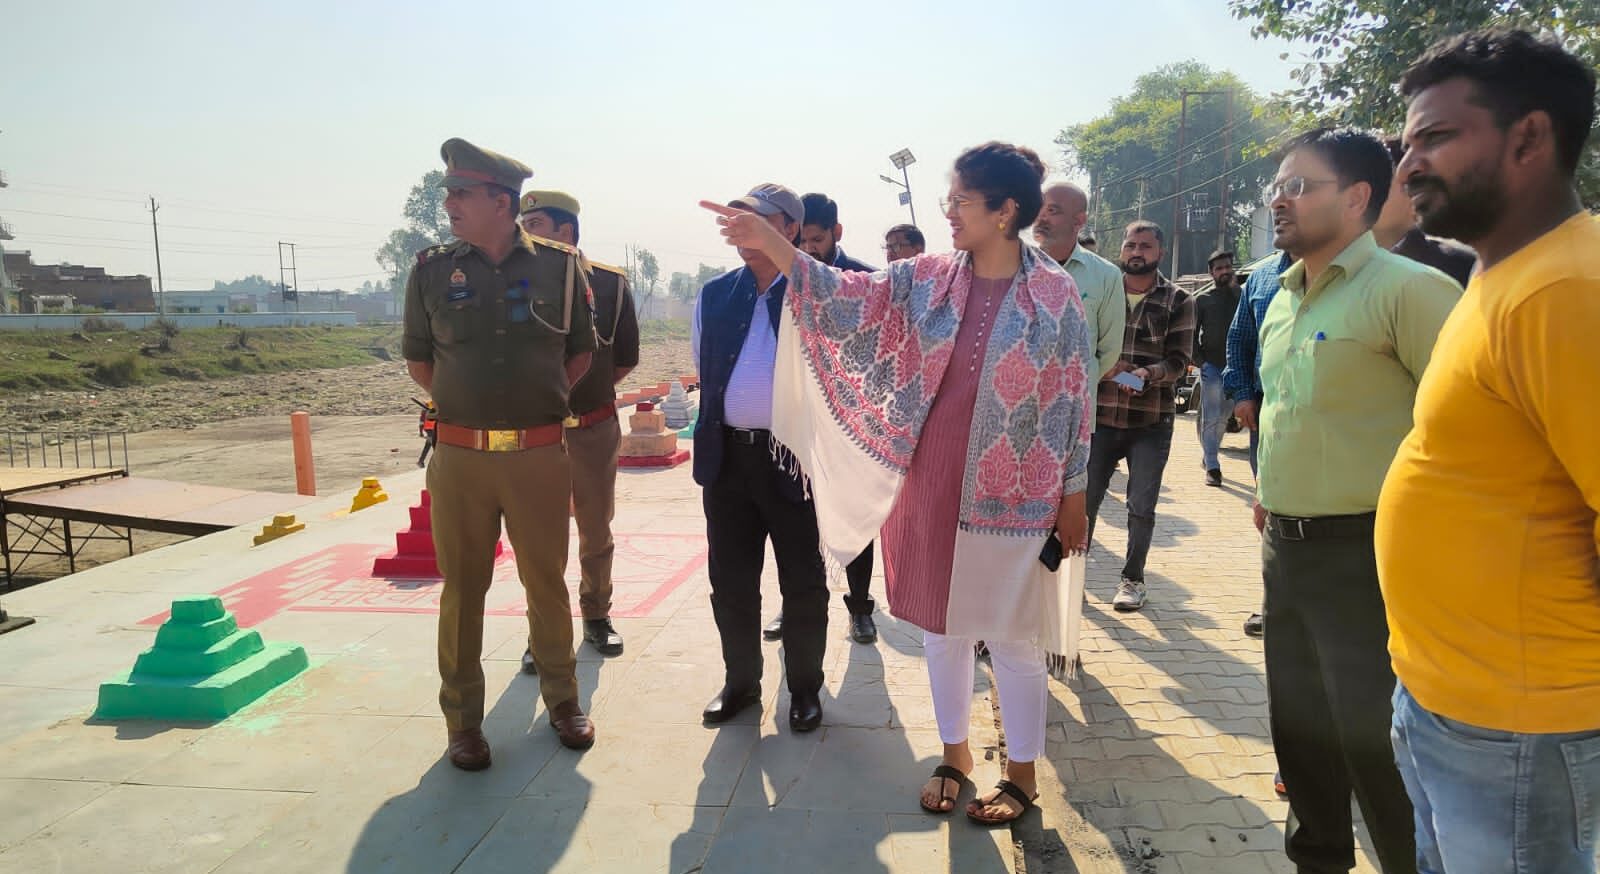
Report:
290,411,316,496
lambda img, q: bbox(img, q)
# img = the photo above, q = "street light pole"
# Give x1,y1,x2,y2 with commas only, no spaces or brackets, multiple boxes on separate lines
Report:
887,148,918,227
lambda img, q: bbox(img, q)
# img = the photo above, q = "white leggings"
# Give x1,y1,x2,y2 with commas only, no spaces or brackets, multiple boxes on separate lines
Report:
923,630,1047,763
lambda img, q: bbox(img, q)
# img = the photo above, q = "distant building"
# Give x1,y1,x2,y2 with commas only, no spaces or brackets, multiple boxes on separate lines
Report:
3,250,155,313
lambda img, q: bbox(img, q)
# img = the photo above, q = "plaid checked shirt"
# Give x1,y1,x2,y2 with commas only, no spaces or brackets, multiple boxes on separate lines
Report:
1097,272,1197,430
1222,251,1293,402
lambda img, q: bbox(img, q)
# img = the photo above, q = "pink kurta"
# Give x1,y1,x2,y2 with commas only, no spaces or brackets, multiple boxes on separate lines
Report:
880,275,1013,634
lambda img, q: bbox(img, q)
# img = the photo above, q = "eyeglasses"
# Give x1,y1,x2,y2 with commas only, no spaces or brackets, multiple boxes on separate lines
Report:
1262,176,1339,206
938,194,976,214
884,241,913,252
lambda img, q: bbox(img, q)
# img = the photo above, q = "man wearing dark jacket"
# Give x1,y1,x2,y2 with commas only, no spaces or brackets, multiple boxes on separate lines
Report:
1194,250,1242,486
691,183,828,733
764,192,883,646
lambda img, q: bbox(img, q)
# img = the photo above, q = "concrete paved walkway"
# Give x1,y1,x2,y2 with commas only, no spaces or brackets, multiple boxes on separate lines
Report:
0,419,1381,873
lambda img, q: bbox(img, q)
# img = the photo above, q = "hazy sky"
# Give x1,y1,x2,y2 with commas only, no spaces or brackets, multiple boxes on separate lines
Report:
2,0,1299,291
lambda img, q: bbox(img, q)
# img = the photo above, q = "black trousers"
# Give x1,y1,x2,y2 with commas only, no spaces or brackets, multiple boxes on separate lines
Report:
843,543,875,616
1263,514,1416,874
702,439,829,696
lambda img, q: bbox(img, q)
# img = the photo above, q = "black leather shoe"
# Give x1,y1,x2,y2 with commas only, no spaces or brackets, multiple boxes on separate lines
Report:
1244,613,1264,638
703,685,761,724
1205,468,1222,487
583,618,624,656
849,613,878,644
521,648,538,675
789,690,823,733
762,613,784,641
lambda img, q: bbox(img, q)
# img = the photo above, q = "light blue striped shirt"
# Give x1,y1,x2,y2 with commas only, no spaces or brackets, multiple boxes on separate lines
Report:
691,269,782,430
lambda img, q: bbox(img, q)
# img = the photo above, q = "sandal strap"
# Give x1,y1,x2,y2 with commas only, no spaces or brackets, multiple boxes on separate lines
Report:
991,779,1036,810
930,765,968,784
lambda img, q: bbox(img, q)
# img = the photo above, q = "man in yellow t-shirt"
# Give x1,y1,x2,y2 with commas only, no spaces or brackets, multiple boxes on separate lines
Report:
1378,29,1600,874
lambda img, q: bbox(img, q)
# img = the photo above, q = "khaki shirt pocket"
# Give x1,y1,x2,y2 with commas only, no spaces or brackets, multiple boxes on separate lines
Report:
435,297,481,345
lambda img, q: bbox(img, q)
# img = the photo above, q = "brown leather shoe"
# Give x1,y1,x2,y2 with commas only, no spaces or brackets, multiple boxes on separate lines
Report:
549,699,595,750
447,728,491,771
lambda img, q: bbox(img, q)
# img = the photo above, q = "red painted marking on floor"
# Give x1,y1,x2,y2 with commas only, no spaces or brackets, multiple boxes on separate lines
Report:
139,533,707,627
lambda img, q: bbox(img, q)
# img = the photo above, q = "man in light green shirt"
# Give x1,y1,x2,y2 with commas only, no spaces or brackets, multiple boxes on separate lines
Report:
1035,183,1125,400
1257,233,1461,516
1254,128,1459,874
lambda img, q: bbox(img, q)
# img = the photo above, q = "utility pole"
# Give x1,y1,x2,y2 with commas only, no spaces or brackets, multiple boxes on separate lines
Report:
149,197,166,316
1173,93,1189,278
277,242,299,313
1173,89,1230,277
1136,176,1149,220
1219,90,1235,255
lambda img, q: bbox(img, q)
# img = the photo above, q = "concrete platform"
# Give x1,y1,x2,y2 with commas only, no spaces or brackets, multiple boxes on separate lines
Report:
0,423,1385,873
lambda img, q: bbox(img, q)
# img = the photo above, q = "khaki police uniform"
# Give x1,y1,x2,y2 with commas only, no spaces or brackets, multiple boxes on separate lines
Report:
565,259,639,620
401,139,597,731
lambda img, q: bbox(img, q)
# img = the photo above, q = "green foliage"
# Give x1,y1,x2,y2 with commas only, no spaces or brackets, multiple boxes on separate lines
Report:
93,353,143,387
1056,62,1287,274
0,325,405,393
376,169,453,300
1230,0,1600,206
211,275,279,296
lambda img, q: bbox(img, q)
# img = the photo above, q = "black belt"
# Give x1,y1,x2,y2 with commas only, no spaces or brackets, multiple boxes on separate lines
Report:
1266,512,1375,542
723,426,769,445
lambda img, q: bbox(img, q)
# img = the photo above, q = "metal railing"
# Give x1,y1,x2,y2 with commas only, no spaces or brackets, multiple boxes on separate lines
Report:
1,431,130,471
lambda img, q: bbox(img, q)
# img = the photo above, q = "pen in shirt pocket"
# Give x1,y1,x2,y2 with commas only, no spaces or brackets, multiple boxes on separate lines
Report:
1314,331,1327,341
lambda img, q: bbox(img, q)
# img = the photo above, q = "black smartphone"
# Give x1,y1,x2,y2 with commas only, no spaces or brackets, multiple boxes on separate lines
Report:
1039,532,1063,572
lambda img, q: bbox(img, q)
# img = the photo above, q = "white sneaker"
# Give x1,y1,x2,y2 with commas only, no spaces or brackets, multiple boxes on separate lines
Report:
1113,577,1147,612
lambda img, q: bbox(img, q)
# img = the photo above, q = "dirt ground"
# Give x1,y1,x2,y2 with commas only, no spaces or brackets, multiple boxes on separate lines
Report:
0,339,695,436
2,339,694,589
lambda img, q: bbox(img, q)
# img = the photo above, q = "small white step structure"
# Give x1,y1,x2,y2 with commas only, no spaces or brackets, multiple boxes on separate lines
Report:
662,380,697,430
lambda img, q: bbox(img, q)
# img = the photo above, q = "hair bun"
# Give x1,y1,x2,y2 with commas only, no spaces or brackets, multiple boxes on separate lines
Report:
1015,146,1046,183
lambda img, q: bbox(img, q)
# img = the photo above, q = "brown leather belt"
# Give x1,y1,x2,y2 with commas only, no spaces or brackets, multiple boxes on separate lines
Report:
568,404,617,429
436,422,564,452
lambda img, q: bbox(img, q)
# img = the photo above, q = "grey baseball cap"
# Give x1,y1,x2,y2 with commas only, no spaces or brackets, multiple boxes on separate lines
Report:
729,183,804,226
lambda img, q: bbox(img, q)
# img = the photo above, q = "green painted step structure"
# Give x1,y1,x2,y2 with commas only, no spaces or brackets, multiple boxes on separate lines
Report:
95,595,308,721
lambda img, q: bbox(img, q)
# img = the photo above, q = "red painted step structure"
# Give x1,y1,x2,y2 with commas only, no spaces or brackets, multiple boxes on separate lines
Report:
370,490,502,578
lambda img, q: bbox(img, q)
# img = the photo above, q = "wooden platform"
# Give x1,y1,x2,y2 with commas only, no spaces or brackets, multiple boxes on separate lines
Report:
0,467,126,497
3,477,317,538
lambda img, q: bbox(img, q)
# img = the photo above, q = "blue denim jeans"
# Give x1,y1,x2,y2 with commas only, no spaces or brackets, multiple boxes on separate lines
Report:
1197,362,1229,471
1391,683,1600,874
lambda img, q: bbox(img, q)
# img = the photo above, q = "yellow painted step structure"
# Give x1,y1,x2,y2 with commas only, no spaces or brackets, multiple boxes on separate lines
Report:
349,477,389,513
252,514,306,546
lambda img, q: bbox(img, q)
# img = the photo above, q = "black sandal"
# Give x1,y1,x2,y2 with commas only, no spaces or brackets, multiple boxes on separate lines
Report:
919,764,971,814
966,779,1038,825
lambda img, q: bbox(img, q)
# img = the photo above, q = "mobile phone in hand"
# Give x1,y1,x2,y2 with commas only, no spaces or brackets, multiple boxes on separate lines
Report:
1039,532,1063,572
1113,371,1146,392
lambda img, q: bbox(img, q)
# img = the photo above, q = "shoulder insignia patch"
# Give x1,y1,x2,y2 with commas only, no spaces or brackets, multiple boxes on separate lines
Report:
588,260,627,277
415,244,451,266
527,234,578,256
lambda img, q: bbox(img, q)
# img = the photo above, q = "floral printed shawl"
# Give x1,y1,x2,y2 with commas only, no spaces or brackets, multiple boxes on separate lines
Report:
771,243,1093,670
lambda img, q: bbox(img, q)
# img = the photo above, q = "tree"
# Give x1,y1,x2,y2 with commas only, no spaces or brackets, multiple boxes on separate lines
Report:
695,263,725,288
212,275,279,296
1230,0,1600,206
668,263,728,303
375,170,453,302
668,271,695,302
1056,62,1287,275
624,245,663,318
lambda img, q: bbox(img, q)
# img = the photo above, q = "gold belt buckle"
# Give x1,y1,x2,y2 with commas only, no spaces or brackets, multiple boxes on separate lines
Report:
486,429,520,452
562,415,580,429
